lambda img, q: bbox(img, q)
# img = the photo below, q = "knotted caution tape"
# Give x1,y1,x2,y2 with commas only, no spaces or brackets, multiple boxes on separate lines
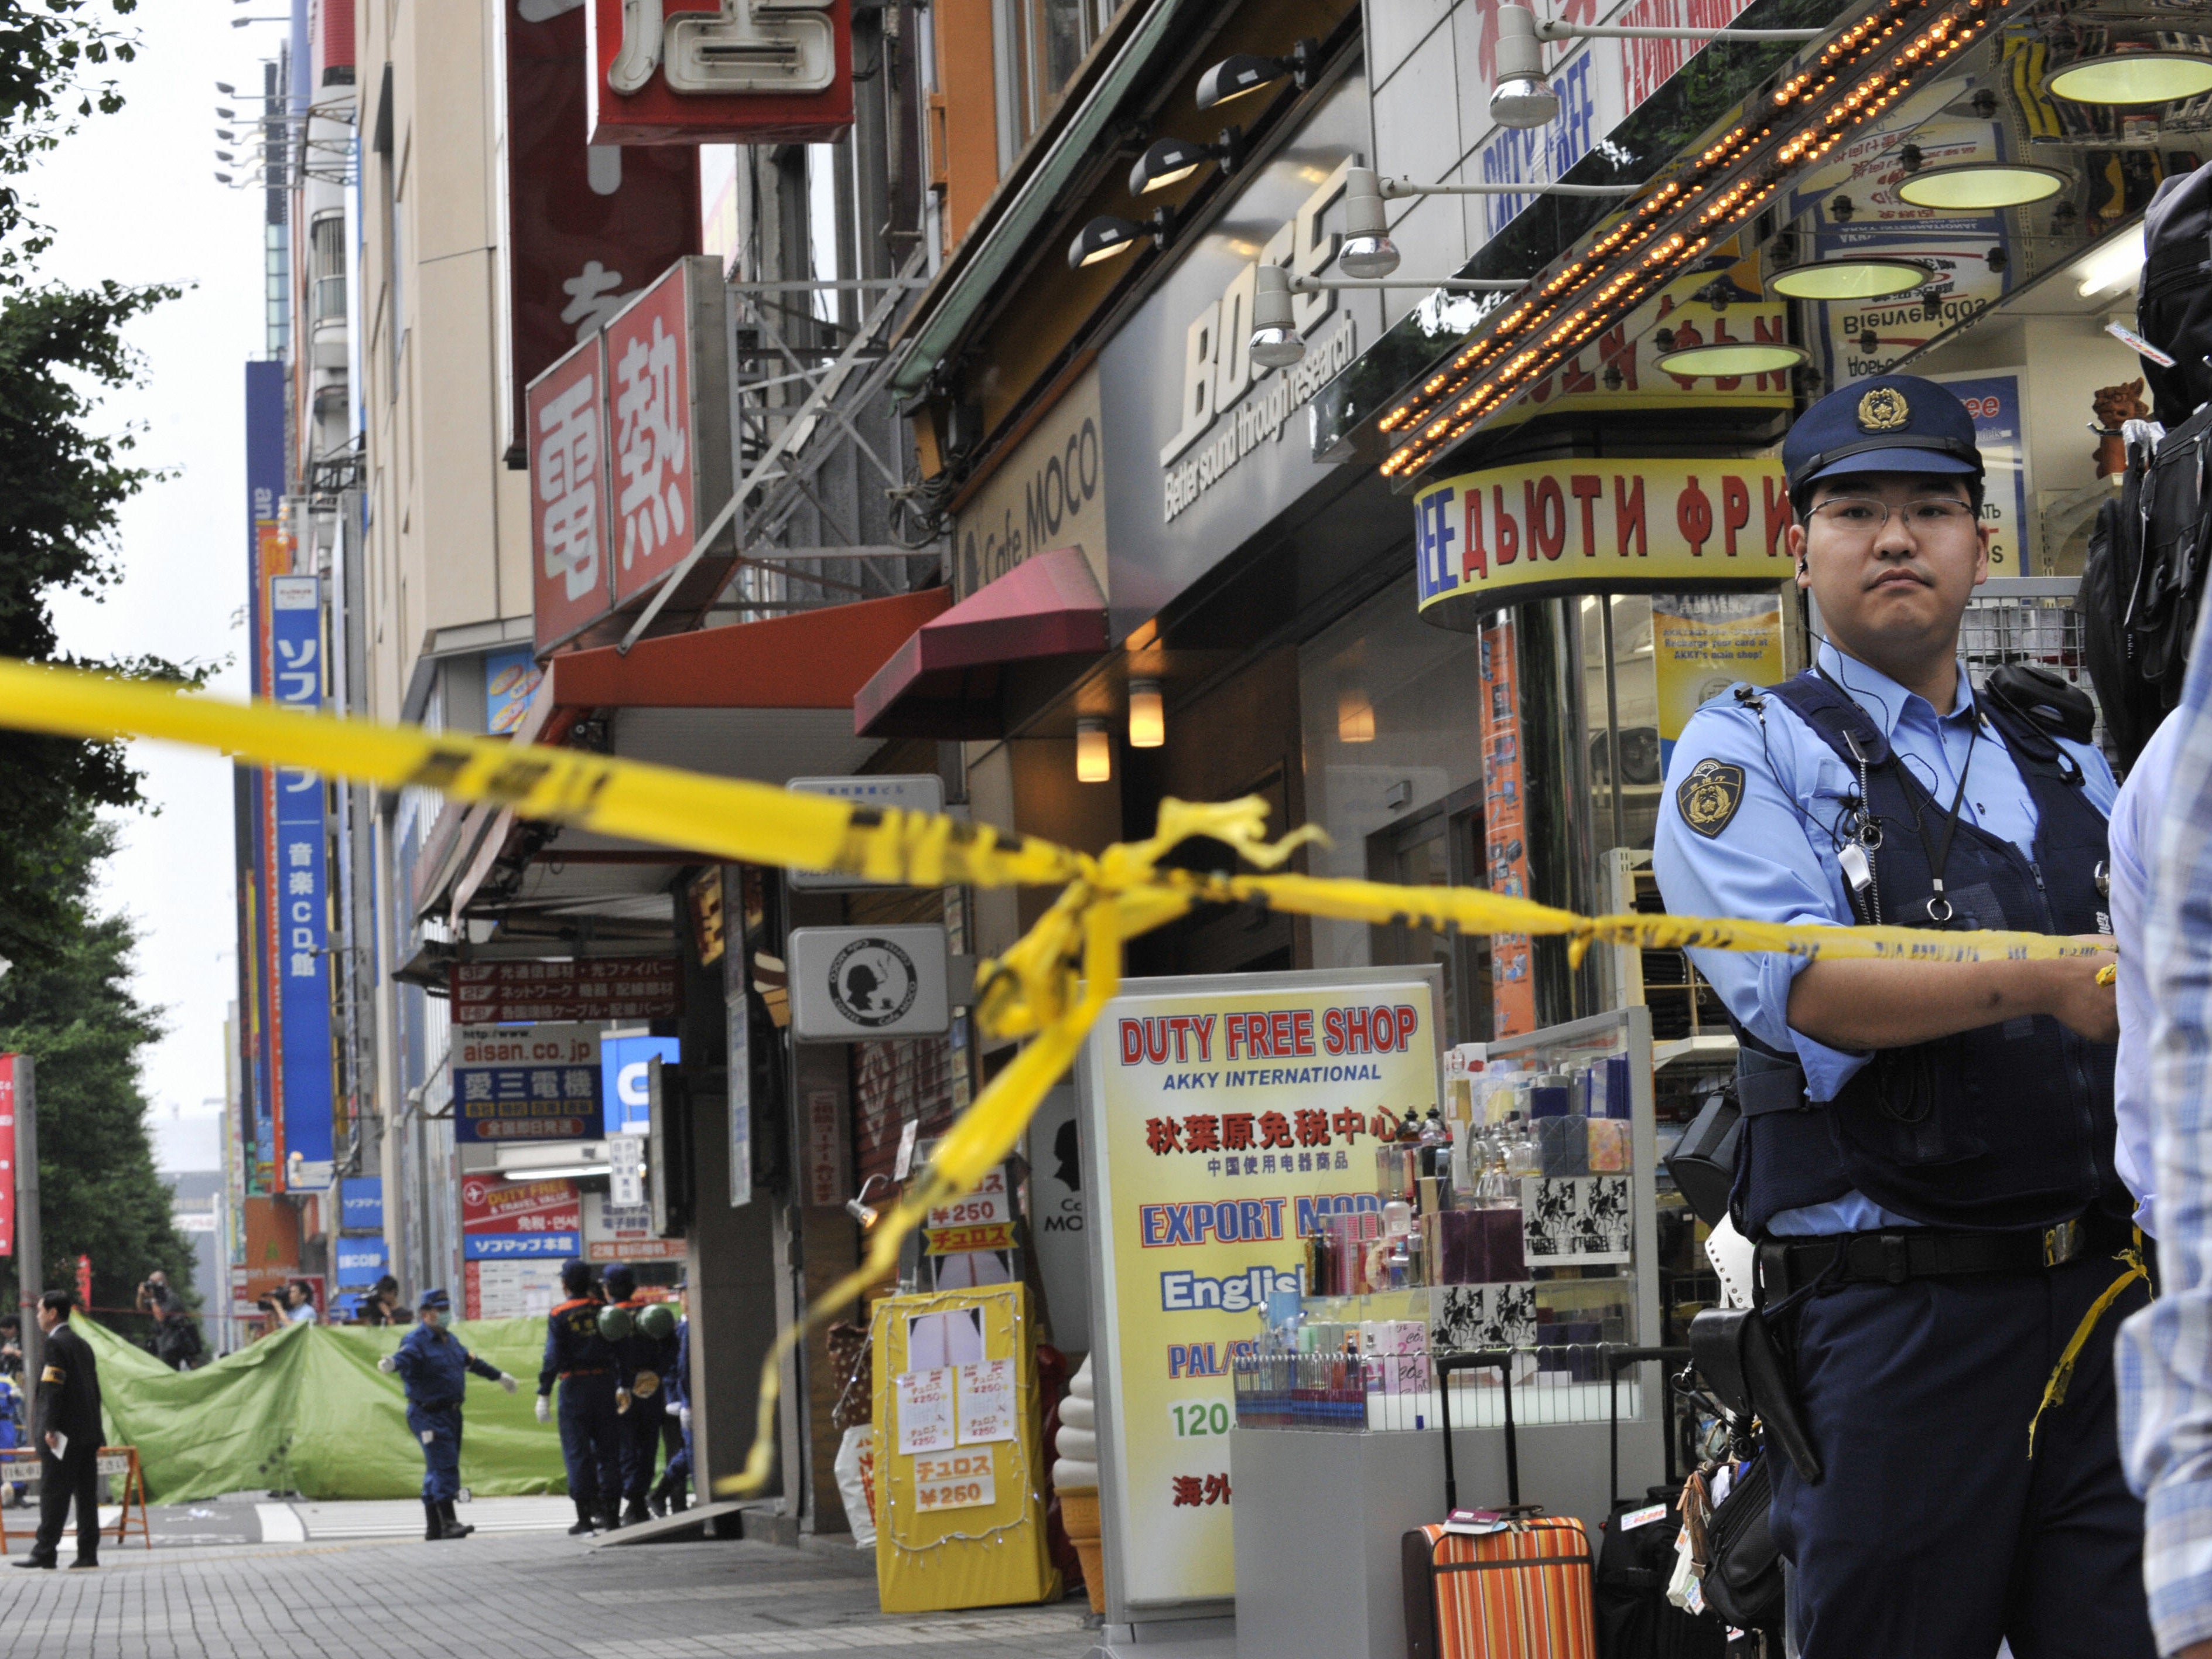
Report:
0,661,2114,1494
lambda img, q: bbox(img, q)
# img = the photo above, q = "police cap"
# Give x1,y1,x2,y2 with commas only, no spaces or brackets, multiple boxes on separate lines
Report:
1783,374,1982,500
419,1286,452,1311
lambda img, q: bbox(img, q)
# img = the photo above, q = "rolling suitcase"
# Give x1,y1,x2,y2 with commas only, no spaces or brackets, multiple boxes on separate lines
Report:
1403,1350,1598,1659
1593,1346,1722,1659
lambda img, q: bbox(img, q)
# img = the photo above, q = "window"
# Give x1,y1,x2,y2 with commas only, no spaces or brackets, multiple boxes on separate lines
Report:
1003,0,1124,151
310,210,346,325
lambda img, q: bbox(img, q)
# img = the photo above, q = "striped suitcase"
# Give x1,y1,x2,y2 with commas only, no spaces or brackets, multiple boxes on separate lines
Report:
1403,1351,1598,1659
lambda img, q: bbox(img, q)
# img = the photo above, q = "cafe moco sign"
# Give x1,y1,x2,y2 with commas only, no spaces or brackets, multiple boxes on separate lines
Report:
953,363,1106,602
1413,455,1790,625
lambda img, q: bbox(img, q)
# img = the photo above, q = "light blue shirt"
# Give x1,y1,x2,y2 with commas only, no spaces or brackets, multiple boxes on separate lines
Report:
2108,712,2182,1240
2118,628,2212,1655
1653,640,2117,1235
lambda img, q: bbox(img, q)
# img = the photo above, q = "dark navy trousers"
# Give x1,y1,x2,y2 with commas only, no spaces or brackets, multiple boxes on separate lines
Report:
620,1394,668,1503
1771,1252,2155,1658
407,1401,463,1503
558,1373,623,1512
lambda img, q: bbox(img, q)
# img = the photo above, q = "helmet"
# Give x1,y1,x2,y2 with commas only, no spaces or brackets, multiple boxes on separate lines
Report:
637,1303,676,1341
597,1305,636,1343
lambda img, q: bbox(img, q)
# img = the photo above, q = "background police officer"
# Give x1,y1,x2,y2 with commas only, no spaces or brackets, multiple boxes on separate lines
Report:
537,1259,621,1534
651,1280,692,1518
16,1291,101,1570
1654,375,2145,1656
379,1287,516,1541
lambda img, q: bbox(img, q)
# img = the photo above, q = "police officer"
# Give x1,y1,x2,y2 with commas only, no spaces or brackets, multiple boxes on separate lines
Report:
536,1259,622,1535
650,1281,692,1517
601,1263,675,1525
1654,374,2145,1656
15,1291,101,1570
378,1288,517,1541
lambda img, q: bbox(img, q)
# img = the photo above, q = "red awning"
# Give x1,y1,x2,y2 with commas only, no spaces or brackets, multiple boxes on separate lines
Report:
853,547,1109,738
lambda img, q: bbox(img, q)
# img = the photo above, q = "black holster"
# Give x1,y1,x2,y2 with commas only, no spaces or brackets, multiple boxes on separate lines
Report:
1688,1307,1823,1484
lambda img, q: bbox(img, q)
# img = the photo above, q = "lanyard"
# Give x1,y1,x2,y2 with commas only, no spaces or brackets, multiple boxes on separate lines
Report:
1818,664,1980,925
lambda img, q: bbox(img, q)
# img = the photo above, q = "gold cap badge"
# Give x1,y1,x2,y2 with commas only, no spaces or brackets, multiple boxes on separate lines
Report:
1857,386,1910,432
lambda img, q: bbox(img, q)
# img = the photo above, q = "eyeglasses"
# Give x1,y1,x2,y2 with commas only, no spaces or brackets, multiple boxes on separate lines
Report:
1805,497,1978,538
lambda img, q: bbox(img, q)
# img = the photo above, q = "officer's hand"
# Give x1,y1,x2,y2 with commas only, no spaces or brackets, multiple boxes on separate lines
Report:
376,1354,398,1374
2044,943,2120,1043
498,1372,518,1394
535,1394,552,1424
679,1405,692,1432
617,1388,632,1415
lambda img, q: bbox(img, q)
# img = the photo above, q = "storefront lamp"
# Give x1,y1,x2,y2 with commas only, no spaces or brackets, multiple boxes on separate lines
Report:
1127,680,1165,748
1490,2,1825,129
1654,341,1810,378
1067,209,1171,272
1337,690,1376,744
1130,131,1242,196
1896,163,2070,211
1338,166,1642,279
1768,259,1933,301
2046,51,2212,107
1251,264,1527,368
1076,718,1113,783
1195,40,1318,112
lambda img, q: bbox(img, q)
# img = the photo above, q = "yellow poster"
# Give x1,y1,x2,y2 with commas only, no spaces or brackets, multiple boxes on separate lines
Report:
1652,593,1785,774
1078,968,1442,1612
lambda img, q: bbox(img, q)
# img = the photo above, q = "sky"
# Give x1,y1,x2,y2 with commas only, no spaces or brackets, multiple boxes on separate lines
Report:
26,6,276,1173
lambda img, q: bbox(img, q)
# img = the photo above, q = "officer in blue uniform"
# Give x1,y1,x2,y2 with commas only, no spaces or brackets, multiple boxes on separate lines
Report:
536,1259,622,1535
601,1263,678,1525
649,1282,692,1517
378,1288,516,1541
1654,375,2148,1657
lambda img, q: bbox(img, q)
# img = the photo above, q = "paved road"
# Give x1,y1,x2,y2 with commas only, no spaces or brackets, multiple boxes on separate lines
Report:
0,1513,1098,1658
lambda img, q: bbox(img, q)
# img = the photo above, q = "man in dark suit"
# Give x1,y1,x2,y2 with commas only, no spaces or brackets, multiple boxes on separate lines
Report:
16,1289,102,1569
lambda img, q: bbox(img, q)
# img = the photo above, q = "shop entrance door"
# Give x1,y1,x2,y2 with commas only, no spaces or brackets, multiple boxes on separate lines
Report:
1366,781,1489,1046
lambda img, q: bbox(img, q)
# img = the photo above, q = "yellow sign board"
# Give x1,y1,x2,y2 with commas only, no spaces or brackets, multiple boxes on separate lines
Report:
1414,455,1791,620
1077,968,1441,1613
1652,593,1786,774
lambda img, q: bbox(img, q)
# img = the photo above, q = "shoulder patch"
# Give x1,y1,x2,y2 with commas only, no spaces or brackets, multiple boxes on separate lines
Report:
40,1366,63,1385
1676,758,1746,839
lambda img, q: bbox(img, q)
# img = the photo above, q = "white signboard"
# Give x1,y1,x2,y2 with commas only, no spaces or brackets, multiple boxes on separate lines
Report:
582,1190,686,1262
468,1258,566,1320
608,1132,645,1207
955,1358,1016,1445
895,1367,955,1455
785,774,945,890
788,925,951,1040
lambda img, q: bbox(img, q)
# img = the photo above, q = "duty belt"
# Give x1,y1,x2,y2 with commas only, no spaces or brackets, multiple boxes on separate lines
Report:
1757,1218,2087,1300
560,1367,610,1378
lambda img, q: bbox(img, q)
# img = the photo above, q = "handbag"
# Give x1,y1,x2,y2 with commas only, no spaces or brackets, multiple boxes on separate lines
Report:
1698,1456,1784,1633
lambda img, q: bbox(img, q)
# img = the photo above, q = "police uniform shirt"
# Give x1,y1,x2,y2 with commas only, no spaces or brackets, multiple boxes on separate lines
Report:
391,1321,501,1407
1652,638,2117,1235
36,1321,102,1450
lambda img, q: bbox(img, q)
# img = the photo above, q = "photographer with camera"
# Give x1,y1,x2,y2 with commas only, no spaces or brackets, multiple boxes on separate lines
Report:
136,1271,203,1371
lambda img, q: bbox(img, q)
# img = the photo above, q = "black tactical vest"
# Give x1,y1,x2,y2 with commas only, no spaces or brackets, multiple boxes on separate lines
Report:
1732,670,2123,1237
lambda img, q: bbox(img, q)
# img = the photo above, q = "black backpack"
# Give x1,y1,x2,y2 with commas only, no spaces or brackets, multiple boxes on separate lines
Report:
2139,167,2212,427
2083,406,2212,766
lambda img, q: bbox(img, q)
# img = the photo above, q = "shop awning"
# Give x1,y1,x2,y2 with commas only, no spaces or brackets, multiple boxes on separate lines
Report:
853,547,1109,738
413,588,950,930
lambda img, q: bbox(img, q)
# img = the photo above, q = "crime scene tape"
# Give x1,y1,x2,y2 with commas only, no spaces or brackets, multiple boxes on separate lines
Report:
0,660,2117,1495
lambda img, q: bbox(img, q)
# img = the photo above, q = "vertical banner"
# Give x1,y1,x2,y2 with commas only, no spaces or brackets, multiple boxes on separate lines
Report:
1930,369,2033,577
1481,617,1537,1040
605,262,700,606
0,1054,17,1257
1078,968,1442,1613
1651,594,1785,775
266,575,336,1187
241,359,289,1194
529,334,614,653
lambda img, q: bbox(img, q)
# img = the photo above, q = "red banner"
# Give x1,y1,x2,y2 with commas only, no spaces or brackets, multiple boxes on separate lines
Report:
0,1055,16,1257
450,956,683,1024
529,336,613,653
606,263,700,607
584,0,854,146
461,1176,583,1236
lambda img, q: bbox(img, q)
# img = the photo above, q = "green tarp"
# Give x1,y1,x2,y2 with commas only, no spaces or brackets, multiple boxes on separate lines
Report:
74,1316,569,1503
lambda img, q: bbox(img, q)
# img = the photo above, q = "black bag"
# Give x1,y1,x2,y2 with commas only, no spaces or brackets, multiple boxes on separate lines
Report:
1595,1347,1723,1659
1664,1079,1739,1232
1698,1456,1785,1633
2138,166,2212,426
2083,460,2164,770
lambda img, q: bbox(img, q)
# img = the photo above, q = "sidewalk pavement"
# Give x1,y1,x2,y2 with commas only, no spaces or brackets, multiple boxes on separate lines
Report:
0,1510,1098,1658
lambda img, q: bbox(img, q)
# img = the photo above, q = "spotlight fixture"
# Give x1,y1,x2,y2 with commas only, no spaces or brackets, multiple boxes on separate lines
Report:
1655,340,1810,377
1129,129,1240,196
1196,39,1318,111
1768,258,1933,301
1076,718,1112,784
216,106,236,120
1986,244,2008,274
1250,263,1526,368
1128,680,1164,748
1919,289,1945,322
1830,194,1855,222
216,128,235,141
1067,208,1172,272
1335,165,1643,278
1896,162,2069,211
2046,51,2212,107
214,172,234,185
1897,143,1923,174
216,81,236,94
1601,361,1625,392
1489,2,1824,128
1857,329,1879,355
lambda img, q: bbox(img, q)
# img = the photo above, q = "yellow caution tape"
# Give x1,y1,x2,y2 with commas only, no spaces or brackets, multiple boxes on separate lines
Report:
0,660,2120,1494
